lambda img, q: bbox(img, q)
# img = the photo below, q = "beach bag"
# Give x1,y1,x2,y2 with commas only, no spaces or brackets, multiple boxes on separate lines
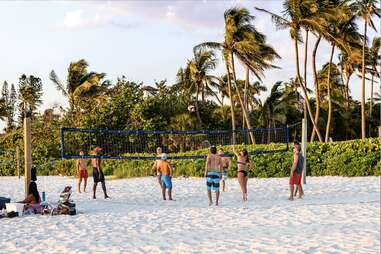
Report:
57,186,76,215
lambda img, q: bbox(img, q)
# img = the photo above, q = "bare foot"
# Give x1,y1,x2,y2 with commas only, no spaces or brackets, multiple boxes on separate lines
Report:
105,195,110,199
298,196,302,199
288,197,294,201
209,202,212,206
93,196,96,199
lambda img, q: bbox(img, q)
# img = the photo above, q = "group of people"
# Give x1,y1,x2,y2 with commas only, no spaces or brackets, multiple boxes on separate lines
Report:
17,142,304,211
76,147,109,199
151,141,305,206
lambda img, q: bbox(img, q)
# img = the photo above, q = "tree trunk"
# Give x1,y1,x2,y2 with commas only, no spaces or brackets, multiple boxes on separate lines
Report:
361,21,367,140
225,62,236,144
195,87,203,127
243,66,249,129
303,29,309,121
370,74,374,118
293,38,323,142
310,35,321,142
230,52,255,144
344,73,351,110
369,73,374,136
325,44,335,142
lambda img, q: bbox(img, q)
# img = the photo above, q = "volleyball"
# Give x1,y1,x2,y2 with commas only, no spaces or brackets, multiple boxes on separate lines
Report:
187,105,195,112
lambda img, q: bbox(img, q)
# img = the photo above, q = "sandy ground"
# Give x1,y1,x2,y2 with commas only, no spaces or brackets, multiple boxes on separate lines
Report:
0,176,379,254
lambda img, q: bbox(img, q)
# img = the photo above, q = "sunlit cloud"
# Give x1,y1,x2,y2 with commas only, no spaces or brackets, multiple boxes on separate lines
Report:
52,8,136,31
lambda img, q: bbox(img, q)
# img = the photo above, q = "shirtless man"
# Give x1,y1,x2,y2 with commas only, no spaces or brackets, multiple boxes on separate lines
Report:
218,149,231,192
76,150,88,193
91,147,109,199
152,147,163,189
156,153,173,200
204,146,223,206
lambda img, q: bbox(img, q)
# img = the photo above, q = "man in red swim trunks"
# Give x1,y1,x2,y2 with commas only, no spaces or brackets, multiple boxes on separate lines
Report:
76,150,88,193
289,141,304,201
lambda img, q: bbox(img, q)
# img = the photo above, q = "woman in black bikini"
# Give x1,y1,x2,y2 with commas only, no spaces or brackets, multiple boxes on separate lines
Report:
234,148,250,202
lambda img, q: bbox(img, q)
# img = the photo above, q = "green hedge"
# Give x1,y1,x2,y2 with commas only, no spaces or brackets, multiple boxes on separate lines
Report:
46,138,380,178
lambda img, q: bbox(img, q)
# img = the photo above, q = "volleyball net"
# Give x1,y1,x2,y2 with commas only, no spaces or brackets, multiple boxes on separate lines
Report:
60,124,299,160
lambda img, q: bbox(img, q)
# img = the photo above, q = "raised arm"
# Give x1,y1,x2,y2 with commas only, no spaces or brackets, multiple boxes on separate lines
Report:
232,146,239,158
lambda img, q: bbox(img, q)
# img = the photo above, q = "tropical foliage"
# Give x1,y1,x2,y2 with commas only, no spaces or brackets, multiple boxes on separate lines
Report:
0,3,380,177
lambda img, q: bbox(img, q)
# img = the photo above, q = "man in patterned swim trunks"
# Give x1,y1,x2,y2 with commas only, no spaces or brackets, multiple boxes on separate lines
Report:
204,146,223,206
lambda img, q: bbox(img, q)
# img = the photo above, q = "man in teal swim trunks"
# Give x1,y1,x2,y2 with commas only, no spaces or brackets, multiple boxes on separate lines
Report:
204,146,223,206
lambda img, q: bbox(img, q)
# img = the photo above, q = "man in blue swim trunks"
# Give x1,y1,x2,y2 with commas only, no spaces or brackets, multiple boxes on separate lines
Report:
204,146,223,206
156,153,173,200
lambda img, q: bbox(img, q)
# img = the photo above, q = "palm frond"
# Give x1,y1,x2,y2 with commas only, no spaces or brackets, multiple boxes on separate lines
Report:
49,70,68,97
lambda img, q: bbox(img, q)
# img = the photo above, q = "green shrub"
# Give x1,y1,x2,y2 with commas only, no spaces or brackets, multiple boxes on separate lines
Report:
1,138,380,178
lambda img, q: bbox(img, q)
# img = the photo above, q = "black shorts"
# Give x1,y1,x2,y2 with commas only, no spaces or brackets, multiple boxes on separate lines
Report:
238,170,248,177
93,167,105,183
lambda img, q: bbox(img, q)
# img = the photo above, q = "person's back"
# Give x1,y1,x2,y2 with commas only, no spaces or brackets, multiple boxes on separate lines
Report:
157,154,173,200
206,154,222,173
157,160,171,176
204,146,223,206
294,153,304,174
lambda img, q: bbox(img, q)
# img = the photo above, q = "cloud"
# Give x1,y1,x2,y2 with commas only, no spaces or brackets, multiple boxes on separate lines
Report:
52,8,136,31
63,9,107,29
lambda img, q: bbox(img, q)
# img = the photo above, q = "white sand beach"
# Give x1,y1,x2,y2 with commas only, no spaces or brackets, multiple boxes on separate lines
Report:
0,176,379,254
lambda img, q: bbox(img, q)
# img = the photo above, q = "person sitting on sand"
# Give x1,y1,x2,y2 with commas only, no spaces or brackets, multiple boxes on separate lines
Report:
152,147,163,189
91,147,110,199
156,153,173,200
289,141,304,201
77,150,88,193
205,146,223,206
218,149,231,192
19,181,41,210
233,147,250,202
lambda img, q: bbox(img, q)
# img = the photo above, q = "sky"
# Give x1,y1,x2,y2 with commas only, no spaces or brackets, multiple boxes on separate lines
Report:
0,0,380,130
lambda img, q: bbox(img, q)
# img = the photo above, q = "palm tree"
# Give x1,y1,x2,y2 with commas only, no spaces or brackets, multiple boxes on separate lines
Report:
317,62,346,138
354,0,381,139
258,81,299,142
255,1,337,142
367,37,381,117
177,49,218,127
195,7,280,144
322,1,363,142
50,59,108,116
337,48,362,109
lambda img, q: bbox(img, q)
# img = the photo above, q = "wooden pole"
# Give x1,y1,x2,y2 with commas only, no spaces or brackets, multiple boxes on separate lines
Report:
301,118,307,184
16,146,20,179
24,117,32,198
